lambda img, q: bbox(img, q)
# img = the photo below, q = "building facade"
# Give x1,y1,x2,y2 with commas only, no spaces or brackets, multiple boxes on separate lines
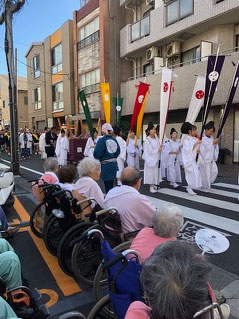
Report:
120,0,239,163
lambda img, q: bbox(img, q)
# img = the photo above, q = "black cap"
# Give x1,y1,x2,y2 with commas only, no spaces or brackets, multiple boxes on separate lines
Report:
181,122,193,134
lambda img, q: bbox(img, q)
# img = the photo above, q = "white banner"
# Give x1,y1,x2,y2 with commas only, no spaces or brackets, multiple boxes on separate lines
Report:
160,68,173,145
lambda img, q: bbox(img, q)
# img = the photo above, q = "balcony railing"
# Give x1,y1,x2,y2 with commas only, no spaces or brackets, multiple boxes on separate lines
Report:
131,15,150,43
77,30,100,51
80,83,100,95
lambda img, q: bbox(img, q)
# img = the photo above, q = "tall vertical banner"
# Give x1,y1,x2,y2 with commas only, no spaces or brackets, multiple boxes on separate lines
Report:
217,61,239,138
78,90,94,138
130,82,150,130
100,82,111,123
159,68,173,145
136,92,149,138
113,96,124,127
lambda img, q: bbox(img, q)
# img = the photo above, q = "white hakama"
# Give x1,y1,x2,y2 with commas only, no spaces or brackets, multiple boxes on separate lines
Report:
116,136,126,178
167,140,182,183
126,138,142,169
55,135,69,166
181,136,202,190
161,139,170,179
143,136,161,185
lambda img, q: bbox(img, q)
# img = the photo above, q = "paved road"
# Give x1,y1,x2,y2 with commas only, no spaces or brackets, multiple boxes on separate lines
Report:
1,153,239,318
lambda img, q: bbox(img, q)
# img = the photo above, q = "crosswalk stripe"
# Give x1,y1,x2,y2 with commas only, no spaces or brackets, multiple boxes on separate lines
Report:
157,188,239,212
146,195,239,235
212,182,238,190
183,186,239,199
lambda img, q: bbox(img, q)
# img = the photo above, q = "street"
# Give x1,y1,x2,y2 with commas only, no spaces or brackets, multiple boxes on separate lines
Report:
1,153,239,318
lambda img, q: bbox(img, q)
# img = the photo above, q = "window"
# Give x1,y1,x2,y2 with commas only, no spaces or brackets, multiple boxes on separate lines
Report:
78,17,100,50
166,0,193,26
51,44,62,74
52,82,64,111
2,100,5,108
80,68,100,94
32,87,41,110
24,96,28,105
181,46,200,66
32,54,40,78
131,15,150,42
143,63,153,76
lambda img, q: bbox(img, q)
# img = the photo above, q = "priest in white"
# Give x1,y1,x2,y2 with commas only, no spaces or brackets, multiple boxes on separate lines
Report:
126,130,142,169
113,127,126,186
198,121,219,191
143,122,162,193
181,122,202,195
55,129,69,167
83,129,101,158
167,128,182,188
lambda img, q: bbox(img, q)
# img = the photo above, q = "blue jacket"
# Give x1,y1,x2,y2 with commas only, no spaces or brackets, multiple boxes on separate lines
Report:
94,135,120,181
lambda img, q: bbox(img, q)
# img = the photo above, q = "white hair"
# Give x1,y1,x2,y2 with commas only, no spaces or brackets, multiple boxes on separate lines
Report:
43,157,58,172
153,204,184,237
77,157,100,178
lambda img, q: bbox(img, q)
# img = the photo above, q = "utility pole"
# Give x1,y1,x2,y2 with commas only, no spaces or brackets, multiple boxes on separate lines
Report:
0,0,25,175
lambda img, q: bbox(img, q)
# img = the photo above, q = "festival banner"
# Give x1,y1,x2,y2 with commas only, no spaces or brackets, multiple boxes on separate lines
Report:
136,91,149,138
113,96,124,127
130,82,150,130
100,82,111,123
78,90,94,138
217,61,239,138
159,68,173,144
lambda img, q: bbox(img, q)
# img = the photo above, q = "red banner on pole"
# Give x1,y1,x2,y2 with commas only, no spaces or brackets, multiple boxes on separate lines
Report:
130,82,150,130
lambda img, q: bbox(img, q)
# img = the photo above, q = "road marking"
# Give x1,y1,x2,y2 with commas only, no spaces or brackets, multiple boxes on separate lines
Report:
39,289,59,308
1,159,43,175
213,182,238,190
182,186,239,199
157,188,239,212
13,195,30,222
147,195,239,235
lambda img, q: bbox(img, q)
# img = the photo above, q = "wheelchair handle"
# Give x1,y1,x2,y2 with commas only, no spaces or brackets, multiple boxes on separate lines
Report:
76,197,96,206
51,189,65,197
38,183,54,189
122,249,141,263
87,229,104,239
95,207,118,217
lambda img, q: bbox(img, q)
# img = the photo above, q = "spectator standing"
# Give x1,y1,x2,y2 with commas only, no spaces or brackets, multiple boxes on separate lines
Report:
39,127,48,159
19,128,32,160
45,127,57,158
32,129,40,154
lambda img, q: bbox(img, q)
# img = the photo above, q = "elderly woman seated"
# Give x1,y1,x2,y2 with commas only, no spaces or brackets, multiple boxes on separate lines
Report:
57,164,77,193
130,204,183,263
126,241,230,319
74,157,104,210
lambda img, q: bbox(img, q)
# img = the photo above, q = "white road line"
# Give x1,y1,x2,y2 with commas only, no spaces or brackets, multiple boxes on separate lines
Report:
213,182,238,190
1,159,43,176
146,195,239,235
157,188,239,212
182,186,239,199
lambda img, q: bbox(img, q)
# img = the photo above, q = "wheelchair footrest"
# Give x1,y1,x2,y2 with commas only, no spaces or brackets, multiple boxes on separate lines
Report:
39,304,50,316
32,288,42,301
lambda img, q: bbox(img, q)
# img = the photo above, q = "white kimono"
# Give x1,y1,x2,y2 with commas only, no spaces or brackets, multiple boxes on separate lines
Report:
160,139,170,179
39,133,47,159
84,136,101,158
19,132,32,149
116,136,126,178
143,136,161,185
55,135,69,166
198,135,218,190
181,136,202,190
167,139,182,183
126,138,142,169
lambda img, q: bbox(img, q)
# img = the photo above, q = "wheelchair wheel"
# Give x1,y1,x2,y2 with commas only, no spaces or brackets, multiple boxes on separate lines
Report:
93,240,132,302
43,216,67,256
57,222,94,276
71,227,102,286
87,294,114,319
30,201,49,238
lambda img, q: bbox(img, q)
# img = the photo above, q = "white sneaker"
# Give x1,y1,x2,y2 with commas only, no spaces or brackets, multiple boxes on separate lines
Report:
150,187,157,193
173,183,179,188
201,188,209,193
186,187,196,195
214,303,230,319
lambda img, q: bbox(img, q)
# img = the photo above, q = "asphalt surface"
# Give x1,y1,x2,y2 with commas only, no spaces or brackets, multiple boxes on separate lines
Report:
1,152,239,318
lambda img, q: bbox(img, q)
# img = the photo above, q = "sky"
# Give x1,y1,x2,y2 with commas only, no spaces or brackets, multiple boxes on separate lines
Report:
0,0,82,77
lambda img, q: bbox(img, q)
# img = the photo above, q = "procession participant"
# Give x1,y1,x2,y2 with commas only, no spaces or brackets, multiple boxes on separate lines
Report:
104,167,155,234
39,127,47,159
167,128,182,188
113,126,126,186
181,122,202,195
45,127,57,158
55,129,69,167
94,123,120,193
126,129,142,170
156,124,169,180
143,122,162,193
83,128,100,158
32,129,40,154
198,121,219,192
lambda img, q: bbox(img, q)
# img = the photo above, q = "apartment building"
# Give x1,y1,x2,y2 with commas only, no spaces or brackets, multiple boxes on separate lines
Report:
0,75,29,129
120,0,239,163
26,20,75,130
73,0,122,128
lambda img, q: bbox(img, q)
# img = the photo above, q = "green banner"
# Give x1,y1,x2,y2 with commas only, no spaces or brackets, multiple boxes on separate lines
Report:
78,90,94,138
113,97,123,127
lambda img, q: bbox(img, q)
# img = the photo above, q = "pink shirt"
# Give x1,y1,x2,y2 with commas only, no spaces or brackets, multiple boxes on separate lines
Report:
125,301,151,319
130,227,175,263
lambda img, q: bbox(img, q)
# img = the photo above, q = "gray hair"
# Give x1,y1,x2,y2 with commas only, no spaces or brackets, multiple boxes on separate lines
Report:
43,157,58,172
141,241,212,319
121,167,141,187
77,157,100,178
153,204,183,238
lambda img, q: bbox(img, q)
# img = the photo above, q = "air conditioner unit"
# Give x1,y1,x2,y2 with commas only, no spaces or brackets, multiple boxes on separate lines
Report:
146,0,154,6
166,42,180,58
154,57,164,74
146,46,162,61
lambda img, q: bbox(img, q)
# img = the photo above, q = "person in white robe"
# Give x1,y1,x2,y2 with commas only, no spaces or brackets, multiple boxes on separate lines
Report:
55,129,69,167
181,122,202,195
113,127,126,186
83,129,101,158
160,138,170,180
167,128,182,188
39,128,47,159
126,130,142,169
198,121,219,192
104,167,155,234
143,122,162,193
